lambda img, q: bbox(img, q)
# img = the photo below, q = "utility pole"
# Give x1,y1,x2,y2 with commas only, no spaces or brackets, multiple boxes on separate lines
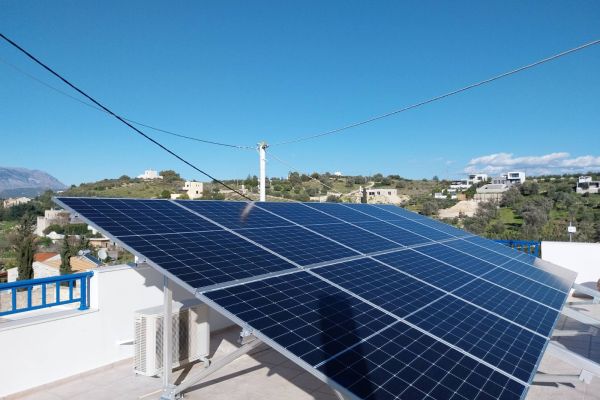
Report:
568,220,577,242
258,141,268,202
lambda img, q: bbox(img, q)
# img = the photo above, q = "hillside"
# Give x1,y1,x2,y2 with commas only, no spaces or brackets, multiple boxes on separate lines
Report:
0,167,66,197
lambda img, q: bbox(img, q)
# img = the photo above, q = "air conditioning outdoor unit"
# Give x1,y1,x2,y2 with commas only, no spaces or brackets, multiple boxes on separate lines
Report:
134,301,210,376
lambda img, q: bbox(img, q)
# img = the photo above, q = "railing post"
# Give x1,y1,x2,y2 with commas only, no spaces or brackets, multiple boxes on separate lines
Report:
79,276,88,310
11,288,17,312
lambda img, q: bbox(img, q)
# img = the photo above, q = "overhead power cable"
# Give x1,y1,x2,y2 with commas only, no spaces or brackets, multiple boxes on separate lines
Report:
0,33,253,200
271,39,600,147
0,56,254,150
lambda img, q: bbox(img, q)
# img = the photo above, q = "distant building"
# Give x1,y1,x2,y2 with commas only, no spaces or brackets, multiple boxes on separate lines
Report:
35,209,70,236
450,180,470,191
506,171,526,185
467,174,488,186
171,181,204,200
493,171,526,186
2,197,31,208
434,192,457,200
577,176,600,194
363,188,406,204
137,169,163,180
474,184,509,202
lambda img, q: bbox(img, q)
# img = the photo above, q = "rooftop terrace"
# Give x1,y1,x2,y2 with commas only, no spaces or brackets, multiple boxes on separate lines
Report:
6,293,600,400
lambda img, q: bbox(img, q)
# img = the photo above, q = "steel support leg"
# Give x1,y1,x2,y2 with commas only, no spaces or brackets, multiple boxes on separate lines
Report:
160,276,176,400
174,337,263,397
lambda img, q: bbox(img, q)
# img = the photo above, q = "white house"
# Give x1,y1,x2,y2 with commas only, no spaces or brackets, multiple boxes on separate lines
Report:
467,174,488,186
577,176,600,194
137,169,163,180
35,209,70,236
450,180,470,191
171,181,204,200
506,171,526,185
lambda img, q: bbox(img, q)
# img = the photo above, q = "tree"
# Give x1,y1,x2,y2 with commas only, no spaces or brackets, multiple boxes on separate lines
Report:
159,170,181,182
159,190,172,199
12,214,35,281
421,201,439,216
500,187,522,208
326,195,341,203
60,237,73,276
520,181,539,196
432,176,439,182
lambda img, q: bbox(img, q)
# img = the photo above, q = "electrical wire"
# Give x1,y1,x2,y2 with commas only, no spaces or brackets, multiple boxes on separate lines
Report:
0,56,254,150
271,39,600,147
0,33,253,201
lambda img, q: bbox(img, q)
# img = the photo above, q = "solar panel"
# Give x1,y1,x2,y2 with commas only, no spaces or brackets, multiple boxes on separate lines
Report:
176,200,293,229
233,226,360,266
375,249,476,291
59,197,220,236
306,223,402,254
312,258,446,317
304,202,380,223
405,296,547,383
204,271,397,366
116,230,297,288
317,322,526,400
354,221,433,246
205,272,527,400
54,197,575,400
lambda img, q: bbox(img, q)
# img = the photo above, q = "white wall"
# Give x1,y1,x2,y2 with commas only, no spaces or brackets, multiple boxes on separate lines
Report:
0,264,233,397
542,241,600,285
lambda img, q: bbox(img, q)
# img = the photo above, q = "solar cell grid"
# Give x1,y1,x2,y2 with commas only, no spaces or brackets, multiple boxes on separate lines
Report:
454,279,559,337
119,231,296,288
465,236,524,258
257,202,340,225
234,225,360,266
415,243,498,276
374,249,476,291
355,221,432,247
342,203,408,221
482,268,567,310
387,219,453,241
318,322,526,400
500,259,572,293
58,197,220,236
176,200,293,230
444,239,514,265
313,258,447,318
304,202,380,223
306,223,402,254
406,296,547,383
205,271,397,367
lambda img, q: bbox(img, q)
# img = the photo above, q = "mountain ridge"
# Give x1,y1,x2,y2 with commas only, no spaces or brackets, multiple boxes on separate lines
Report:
0,166,67,197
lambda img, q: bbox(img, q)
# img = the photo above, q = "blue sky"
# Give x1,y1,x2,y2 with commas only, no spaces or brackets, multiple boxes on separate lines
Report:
1,1,599,185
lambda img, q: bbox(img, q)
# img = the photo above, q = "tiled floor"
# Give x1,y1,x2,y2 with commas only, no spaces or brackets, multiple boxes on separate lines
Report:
527,296,600,400
12,296,600,400
12,327,340,400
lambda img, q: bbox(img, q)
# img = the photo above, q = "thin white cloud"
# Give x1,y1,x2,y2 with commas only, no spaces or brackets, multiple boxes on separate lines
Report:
464,152,600,175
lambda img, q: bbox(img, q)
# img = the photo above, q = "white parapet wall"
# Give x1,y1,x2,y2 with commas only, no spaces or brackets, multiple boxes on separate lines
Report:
0,264,234,397
542,241,600,286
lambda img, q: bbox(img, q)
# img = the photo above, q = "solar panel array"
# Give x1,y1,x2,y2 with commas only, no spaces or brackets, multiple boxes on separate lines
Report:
55,197,576,400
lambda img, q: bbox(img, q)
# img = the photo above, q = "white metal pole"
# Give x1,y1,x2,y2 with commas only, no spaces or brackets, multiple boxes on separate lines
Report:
161,275,174,399
259,142,268,202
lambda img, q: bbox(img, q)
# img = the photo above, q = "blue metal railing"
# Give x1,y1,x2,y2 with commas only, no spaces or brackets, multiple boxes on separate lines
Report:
495,240,541,257
0,272,93,317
